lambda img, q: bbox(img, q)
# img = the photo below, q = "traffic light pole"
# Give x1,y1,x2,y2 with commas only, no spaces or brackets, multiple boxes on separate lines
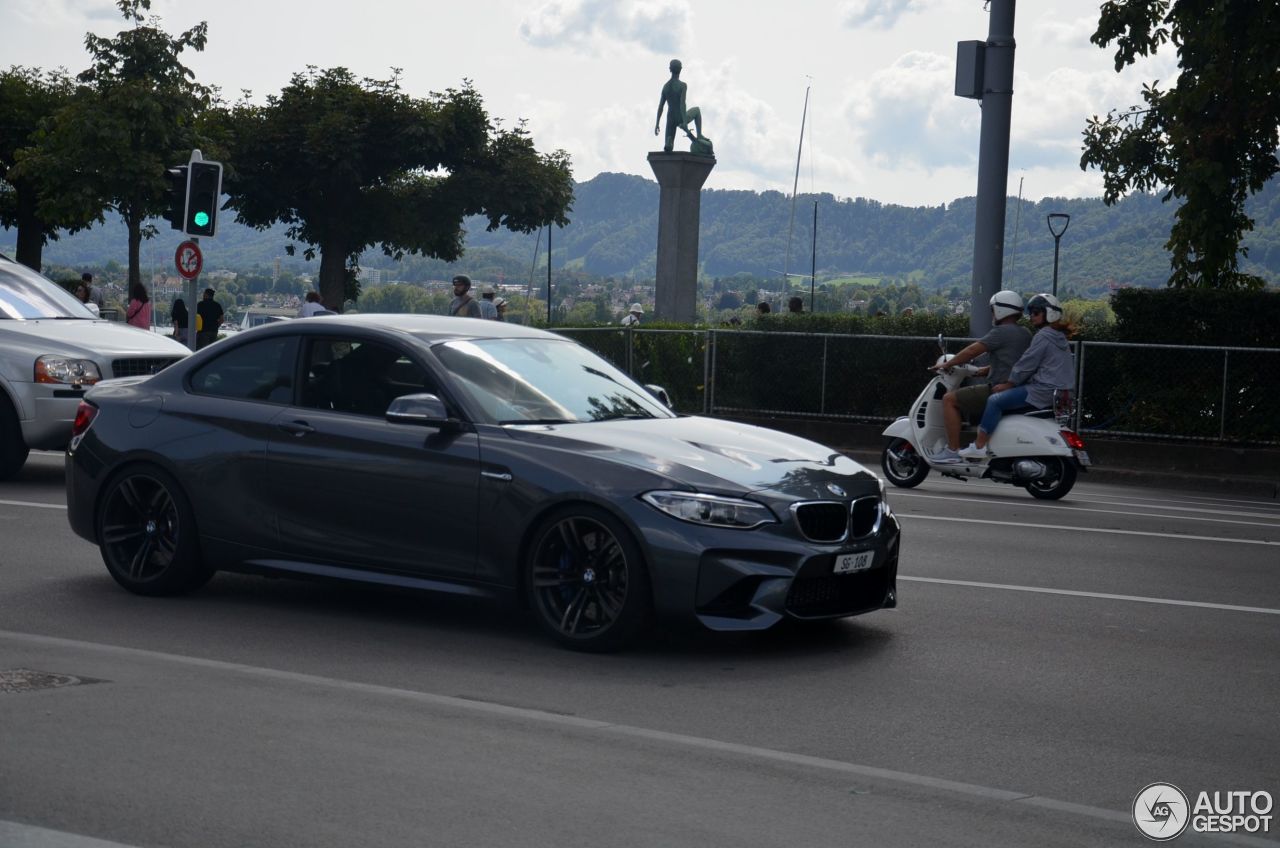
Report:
186,237,199,351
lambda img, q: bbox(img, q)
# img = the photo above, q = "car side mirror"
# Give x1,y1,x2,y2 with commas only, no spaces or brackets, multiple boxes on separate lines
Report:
645,384,673,409
386,393,452,427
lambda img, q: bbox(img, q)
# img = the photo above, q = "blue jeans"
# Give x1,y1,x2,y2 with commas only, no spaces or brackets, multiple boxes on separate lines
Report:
978,386,1029,436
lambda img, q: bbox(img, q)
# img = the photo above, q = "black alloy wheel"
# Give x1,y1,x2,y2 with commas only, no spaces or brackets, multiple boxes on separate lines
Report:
527,506,652,652
97,466,213,596
1024,456,1078,500
881,438,929,488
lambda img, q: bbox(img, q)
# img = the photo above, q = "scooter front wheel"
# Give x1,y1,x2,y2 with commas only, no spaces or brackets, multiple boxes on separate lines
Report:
882,438,930,488
1024,456,1077,500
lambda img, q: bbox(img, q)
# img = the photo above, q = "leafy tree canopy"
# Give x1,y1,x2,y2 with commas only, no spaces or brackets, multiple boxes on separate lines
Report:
218,67,574,309
1081,0,1280,289
12,0,211,286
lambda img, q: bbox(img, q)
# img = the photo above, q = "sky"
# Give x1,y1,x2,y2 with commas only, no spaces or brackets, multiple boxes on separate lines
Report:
5,0,1177,208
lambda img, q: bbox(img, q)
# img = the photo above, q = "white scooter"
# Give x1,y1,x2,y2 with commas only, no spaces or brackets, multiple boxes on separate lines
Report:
880,339,1090,500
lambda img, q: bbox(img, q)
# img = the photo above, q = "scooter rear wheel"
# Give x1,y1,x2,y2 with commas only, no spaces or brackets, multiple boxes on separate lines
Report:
882,438,929,488
1024,457,1077,500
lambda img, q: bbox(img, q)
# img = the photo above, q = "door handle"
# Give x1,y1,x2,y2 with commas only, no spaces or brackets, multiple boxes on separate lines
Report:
481,470,513,481
277,420,315,436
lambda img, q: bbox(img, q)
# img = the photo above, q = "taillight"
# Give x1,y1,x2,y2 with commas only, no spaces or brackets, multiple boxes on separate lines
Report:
1060,429,1086,450
71,402,99,440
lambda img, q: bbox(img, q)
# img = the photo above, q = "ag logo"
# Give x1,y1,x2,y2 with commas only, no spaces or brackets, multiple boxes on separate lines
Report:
1134,783,1190,841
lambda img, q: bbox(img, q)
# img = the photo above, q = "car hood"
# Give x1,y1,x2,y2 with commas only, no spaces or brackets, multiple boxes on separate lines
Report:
504,415,879,498
0,320,189,359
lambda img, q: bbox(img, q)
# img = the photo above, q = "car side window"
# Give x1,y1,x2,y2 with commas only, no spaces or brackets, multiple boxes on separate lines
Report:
189,337,297,403
301,337,435,417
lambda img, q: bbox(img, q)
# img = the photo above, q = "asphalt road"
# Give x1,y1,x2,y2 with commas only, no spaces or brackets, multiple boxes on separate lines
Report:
2,451,1277,848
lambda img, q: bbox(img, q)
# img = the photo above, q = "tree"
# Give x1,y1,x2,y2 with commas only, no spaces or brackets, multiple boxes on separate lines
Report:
12,0,211,289
219,68,574,311
1081,0,1280,289
0,66,93,270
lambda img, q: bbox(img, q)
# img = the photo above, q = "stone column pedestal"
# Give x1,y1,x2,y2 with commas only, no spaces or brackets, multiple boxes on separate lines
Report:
647,152,715,323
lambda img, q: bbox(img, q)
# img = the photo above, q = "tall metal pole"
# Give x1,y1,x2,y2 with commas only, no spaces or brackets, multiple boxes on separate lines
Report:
784,80,811,286
968,0,1016,337
546,225,552,326
1051,236,1062,297
809,201,817,312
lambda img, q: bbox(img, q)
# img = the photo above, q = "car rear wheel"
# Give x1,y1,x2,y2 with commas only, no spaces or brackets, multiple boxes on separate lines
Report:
881,438,928,488
526,506,652,652
0,394,30,481
97,465,213,596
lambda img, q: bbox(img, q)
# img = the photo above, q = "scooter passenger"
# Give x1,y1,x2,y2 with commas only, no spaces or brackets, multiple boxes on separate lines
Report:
928,291,1031,464
959,293,1075,460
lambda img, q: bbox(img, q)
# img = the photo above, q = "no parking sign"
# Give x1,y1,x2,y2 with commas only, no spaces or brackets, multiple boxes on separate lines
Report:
175,240,203,280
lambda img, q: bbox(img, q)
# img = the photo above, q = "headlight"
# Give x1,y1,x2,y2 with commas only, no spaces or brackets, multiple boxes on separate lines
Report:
641,491,777,529
35,356,102,386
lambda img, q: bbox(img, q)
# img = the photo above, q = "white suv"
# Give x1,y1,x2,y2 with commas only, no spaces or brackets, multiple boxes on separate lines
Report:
0,256,190,479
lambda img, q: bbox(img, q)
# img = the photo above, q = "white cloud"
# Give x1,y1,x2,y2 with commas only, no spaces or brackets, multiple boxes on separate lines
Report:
1033,14,1100,50
520,0,693,55
843,51,978,169
841,0,933,30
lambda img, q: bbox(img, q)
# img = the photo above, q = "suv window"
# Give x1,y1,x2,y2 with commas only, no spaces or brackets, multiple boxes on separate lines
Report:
189,337,297,403
301,338,435,417
0,260,94,320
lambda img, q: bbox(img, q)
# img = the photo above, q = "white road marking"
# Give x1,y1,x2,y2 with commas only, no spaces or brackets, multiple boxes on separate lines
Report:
900,513,1280,546
900,576,1280,616
4,629,1272,847
0,499,66,510
892,491,1280,528
927,476,1279,510
0,821,141,848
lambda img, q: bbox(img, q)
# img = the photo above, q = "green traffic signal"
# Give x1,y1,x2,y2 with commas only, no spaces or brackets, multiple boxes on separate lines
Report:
193,211,210,227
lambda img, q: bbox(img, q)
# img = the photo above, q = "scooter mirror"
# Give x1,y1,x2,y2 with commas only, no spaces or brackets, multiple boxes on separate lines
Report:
937,333,945,354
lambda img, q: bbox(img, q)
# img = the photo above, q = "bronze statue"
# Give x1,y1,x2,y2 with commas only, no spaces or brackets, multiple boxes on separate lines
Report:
655,59,711,155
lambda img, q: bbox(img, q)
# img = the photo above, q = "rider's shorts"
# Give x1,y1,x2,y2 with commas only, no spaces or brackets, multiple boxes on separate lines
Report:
952,384,992,420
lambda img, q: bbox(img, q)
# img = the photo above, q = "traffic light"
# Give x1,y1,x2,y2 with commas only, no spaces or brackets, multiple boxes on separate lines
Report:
162,165,188,231
184,161,222,238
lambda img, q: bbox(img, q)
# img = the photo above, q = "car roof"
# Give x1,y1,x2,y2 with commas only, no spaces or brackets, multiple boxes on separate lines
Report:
253,313,564,343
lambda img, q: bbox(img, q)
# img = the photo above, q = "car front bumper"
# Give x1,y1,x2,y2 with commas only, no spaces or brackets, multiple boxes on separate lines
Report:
15,382,89,451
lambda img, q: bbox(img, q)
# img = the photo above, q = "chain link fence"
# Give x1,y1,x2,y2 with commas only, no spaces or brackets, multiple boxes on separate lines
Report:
559,328,1280,445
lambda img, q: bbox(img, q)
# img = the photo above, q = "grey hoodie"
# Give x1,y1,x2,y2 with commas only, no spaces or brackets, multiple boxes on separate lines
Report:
1008,326,1074,408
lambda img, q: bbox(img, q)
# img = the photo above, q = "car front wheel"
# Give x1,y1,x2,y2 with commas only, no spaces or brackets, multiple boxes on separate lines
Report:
526,506,652,652
97,465,214,596
0,395,29,481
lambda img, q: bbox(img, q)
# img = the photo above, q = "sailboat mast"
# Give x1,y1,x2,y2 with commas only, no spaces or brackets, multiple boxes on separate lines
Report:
784,80,811,285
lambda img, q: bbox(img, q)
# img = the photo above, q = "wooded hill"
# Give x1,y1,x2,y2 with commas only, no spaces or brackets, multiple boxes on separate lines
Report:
9,171,1280,293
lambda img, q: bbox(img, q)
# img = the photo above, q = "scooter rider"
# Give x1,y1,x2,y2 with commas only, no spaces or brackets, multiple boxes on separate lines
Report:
960,293,1075,460
929,291,1031,464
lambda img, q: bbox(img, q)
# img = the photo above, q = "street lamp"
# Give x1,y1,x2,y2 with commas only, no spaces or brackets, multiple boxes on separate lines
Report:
1047,213,1070,297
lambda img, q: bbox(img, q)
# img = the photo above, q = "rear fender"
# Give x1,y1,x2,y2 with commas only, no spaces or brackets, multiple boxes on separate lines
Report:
881,416,913,442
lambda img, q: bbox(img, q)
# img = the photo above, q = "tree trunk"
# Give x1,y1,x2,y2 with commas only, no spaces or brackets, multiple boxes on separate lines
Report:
318,243,348,312
13,189,45,272
126,211,143,291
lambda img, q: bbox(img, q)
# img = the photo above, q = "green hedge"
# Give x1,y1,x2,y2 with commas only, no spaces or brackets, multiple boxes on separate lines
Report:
1111,288,1280,347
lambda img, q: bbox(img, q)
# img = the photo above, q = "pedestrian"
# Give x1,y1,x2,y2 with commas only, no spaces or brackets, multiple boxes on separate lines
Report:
494,297,508,321
478,284,499,320
449,274,482,318
82,272,104,311
73,282,100,317
171,298,189,343
297,291,327,317
788,296,804,314
196,288,224,349
125,282,152,330
620,303,644,326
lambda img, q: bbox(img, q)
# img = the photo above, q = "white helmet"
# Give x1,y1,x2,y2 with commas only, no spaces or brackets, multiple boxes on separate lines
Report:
1025,292,1063,323
989,290,1024,321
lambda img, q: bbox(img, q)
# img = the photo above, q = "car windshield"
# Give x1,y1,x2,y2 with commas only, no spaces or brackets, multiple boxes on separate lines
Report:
430,337,675,425
0,260,95,320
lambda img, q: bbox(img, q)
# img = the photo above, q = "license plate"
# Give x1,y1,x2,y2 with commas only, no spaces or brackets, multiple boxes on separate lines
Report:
834,551,874,574
1074,449,1091,467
